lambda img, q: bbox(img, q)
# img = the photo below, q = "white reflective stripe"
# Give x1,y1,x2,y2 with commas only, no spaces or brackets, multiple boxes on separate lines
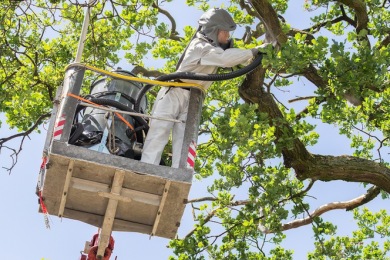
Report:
187,141,197,169
53,115,66,140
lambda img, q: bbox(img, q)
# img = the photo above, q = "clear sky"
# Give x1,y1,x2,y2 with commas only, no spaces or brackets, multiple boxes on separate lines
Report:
0,117,388,259
0,1,388,260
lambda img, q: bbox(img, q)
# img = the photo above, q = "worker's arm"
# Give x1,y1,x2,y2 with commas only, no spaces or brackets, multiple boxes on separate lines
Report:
199,46,254,68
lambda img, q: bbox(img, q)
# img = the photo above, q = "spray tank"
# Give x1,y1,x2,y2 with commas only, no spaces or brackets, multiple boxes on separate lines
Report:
69,69,148,160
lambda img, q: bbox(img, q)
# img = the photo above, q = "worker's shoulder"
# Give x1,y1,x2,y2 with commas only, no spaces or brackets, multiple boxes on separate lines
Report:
191,39,221,54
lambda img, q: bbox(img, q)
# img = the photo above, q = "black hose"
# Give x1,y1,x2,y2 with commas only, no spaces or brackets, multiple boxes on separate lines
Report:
87,98,149,132
69,123,84,144
134,53,264,112
92,91,136,105
73,104,86,124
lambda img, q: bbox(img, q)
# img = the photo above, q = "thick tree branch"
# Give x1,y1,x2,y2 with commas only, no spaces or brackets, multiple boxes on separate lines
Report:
297,155,390,194
239,65,267,104
264,186,381,233
130,65,165,78
303,64,327,88
345,186,381,211
336,0,369,33
260,74,390,192
239,0,266,43
240,60,390,193
237,2,390,193
249,0,287,44
241,66,313,163
239,0,260,19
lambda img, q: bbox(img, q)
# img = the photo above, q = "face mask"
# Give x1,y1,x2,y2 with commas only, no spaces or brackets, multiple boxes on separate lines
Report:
219,38,234,50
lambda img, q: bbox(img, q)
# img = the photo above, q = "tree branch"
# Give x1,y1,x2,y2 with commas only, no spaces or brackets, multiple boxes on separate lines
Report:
239,0,260,19
239,0,266,43
186,196,216,204
0,112,51,145
184,180,317,239
378,32,390,49
336,0,369,33
304,15,354,34
184,208,217,238
264,185,381,233
0,70,18,86
0,112,51,173
297,155,390,194
288,96,317,103
241,59,390,193
152,2,181,41
249,0,288,44
130,65,165,78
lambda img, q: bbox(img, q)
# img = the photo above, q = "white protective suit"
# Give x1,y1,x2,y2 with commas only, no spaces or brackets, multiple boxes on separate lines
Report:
141,8,255,168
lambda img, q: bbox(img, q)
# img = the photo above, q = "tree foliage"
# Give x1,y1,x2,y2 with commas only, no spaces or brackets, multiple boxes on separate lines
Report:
1,0,389,259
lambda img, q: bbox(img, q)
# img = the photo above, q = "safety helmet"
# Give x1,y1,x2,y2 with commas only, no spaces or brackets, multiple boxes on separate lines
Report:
198,8,236,32
198,8,236,47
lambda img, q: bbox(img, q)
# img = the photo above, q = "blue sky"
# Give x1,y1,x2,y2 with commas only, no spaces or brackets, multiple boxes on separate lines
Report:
1,112,388,259
1,1,389,259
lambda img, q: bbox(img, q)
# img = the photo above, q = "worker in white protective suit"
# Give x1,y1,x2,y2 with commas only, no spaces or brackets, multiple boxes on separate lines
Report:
141,8,264,168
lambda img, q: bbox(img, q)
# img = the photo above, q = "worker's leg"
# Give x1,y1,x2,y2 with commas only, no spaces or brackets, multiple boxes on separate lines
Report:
141,87,179,165
171,89,190,168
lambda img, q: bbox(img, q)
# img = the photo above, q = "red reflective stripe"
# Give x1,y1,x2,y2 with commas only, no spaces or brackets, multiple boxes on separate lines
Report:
188,147,196,157
53,129,63,137
38,191,48,214
40,157,47,169
187,157,194,167
56,119,66,127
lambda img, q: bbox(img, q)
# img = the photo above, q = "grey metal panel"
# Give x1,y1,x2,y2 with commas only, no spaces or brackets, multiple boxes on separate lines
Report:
50,141,193,183
56,67,85,143
179,88,205,168
43,83,64,154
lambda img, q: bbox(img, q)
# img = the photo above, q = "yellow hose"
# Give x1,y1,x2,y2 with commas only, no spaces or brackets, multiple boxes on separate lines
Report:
66,63,206,93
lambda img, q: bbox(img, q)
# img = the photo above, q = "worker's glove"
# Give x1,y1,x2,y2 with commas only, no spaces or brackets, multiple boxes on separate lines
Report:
251,42,276,56
259,42,276,50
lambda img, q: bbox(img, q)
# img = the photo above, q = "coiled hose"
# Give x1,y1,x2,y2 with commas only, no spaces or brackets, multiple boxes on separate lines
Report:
88,98,149,132
134,53,264,112
70,98,148,145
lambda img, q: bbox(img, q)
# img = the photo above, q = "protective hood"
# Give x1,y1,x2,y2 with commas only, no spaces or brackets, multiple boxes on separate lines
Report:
198,8,236,47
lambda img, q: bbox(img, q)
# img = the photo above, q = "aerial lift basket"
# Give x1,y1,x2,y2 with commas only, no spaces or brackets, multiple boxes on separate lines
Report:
38,64,204,240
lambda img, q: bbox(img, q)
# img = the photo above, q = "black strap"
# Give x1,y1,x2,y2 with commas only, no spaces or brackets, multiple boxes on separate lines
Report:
176,26,202,70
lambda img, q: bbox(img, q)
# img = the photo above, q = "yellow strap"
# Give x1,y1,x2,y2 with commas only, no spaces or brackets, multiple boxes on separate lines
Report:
65,63,206,93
